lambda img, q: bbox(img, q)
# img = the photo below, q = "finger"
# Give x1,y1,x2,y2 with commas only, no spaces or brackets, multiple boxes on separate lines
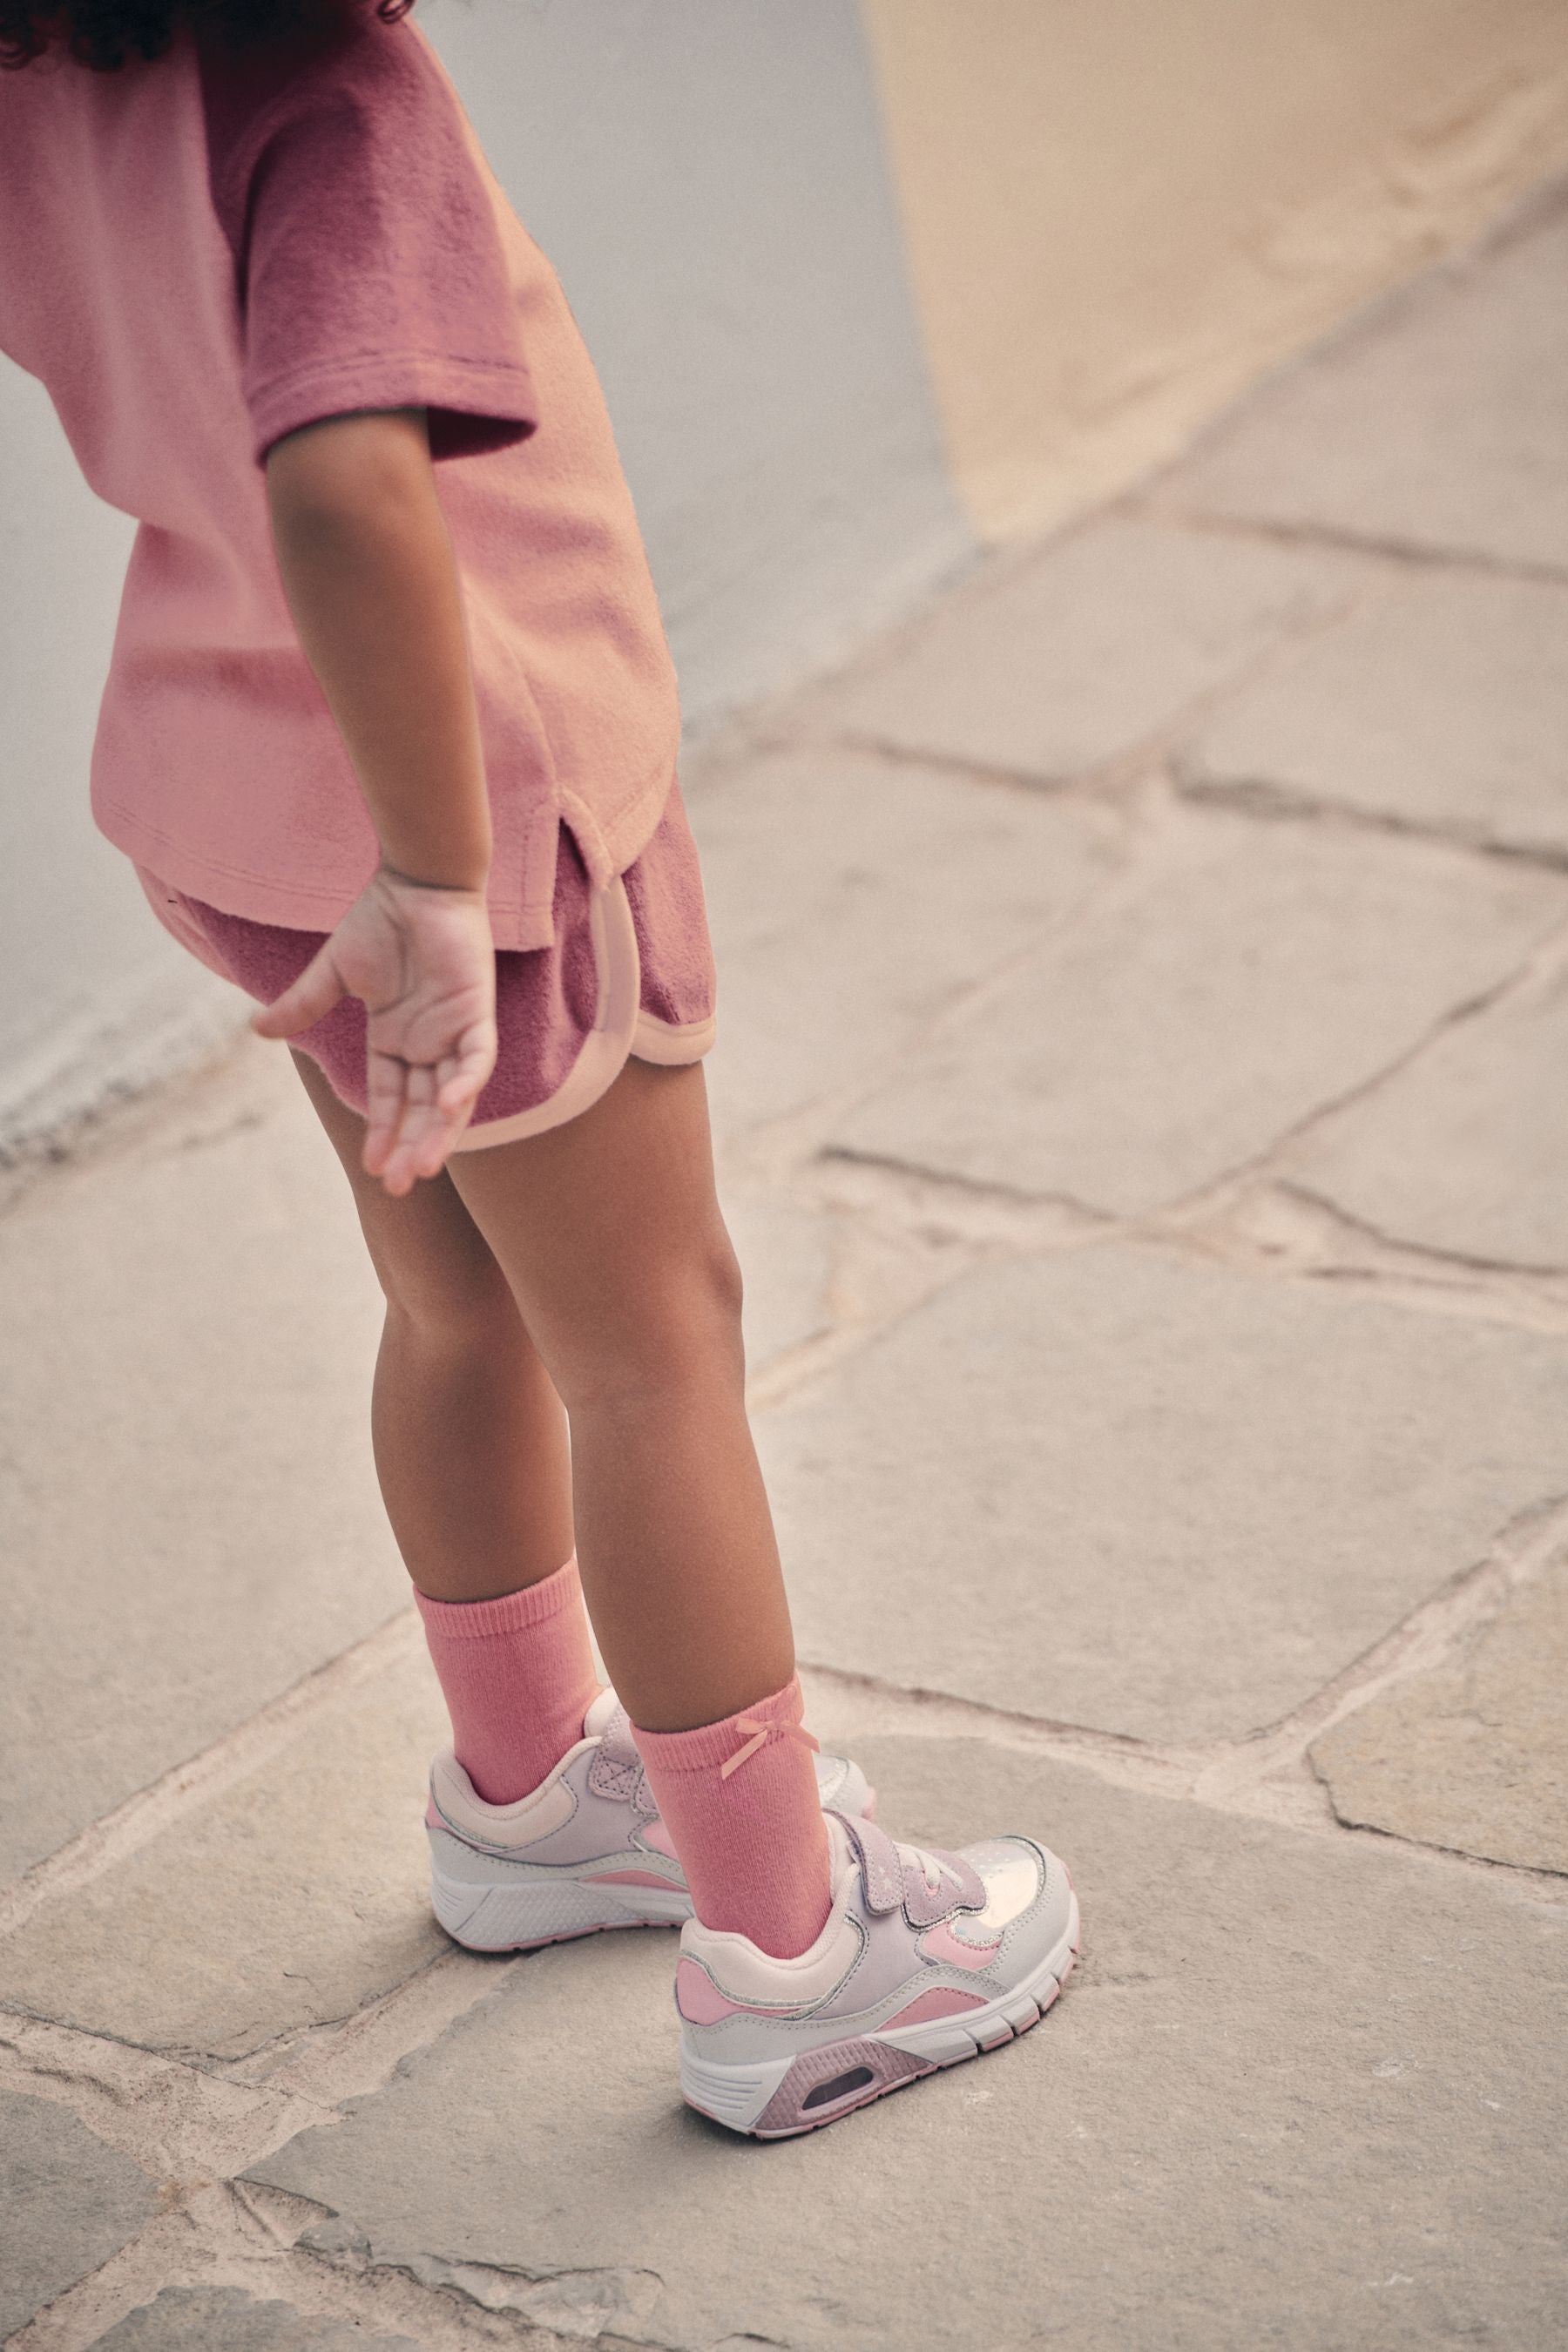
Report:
251,943,348,1040
378,1063,441,1197
434,1017,497,1116
393,1078,470,1192
416,1043,486,1175
362,1049,410,1181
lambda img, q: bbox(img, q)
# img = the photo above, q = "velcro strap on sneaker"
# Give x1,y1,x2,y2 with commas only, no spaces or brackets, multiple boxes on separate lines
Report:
837,1811,912,1916
836,1811,984,1924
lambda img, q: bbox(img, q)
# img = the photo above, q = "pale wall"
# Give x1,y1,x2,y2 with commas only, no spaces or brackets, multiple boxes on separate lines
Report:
861,0,1568,537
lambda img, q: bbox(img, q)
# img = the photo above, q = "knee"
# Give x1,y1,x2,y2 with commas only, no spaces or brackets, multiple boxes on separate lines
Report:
372,1245,520,1354
551,1221,747,1413
690,1221,746,1334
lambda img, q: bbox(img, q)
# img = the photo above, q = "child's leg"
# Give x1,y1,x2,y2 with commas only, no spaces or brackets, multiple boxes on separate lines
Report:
292,1050,598,1800
445,1056,833,1954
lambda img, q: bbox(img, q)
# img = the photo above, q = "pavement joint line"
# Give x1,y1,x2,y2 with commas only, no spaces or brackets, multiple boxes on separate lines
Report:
811,548,1396,806
821,725,1151,804
738,476,1407,780
801,1474,1563,1821
0,2011,321,2191
1192,1179,1568,1330
0,1949,531,2187
0,1977,564,2347
1173,765,1568,881
0,1611,424,1943
1124,496,1568,595
728,516,1114,742
1095,900,1568,1247
232,2176,672,2351
1,2176,571,2352
224,2184,600,2351
1187,1492,1568,1799
240,1944,515,2109
723,776,1568,1363
800,1144,1113,1246
798,1477,1568,1902
765,1135,1568,1342
713,833,1141,1204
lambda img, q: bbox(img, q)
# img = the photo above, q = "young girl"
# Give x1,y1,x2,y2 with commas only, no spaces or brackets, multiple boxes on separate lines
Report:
0,0,1076,2137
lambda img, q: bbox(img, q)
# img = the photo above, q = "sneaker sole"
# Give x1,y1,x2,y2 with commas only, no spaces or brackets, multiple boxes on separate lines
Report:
679,1889,1080,2139
431,1861,693,1953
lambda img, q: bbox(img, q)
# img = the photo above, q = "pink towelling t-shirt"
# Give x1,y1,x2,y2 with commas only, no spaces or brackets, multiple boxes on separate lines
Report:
0,13,682,950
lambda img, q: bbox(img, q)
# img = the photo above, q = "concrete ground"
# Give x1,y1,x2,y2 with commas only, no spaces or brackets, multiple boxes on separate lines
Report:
5,183,1568,2352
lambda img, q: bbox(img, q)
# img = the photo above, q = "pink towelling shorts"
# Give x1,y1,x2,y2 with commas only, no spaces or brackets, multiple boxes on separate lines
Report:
133,780,717,1147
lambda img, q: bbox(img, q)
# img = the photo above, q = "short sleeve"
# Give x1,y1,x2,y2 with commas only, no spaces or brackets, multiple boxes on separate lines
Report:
201,21,539,467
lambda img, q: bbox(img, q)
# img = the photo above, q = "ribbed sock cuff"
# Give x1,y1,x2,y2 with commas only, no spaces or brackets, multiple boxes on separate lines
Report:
631,1675,805,1774
413,1553,581,1641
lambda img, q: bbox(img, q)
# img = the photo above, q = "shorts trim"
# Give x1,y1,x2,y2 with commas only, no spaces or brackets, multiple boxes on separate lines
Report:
450,875,717,1152
631,1008,718,1064
452,875,645,1152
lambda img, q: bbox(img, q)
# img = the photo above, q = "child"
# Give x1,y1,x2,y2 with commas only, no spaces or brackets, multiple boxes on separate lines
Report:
0,0,1077,2137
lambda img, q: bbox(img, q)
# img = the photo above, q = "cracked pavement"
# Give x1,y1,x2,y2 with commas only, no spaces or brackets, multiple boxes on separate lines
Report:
4,184,1568,2351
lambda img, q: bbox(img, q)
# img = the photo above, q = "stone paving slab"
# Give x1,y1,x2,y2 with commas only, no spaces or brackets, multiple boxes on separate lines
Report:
1182,572,1568,858
1152,189,1568,571
825,806,1565,1216
791,515,1362,780
1281,971,1568,1270
1311,1553,1568,1876
89,2288,421,2351
688,744,1116,1142
0,2089,161,2342
246,1737,1568,2352
0,1043,405,1885
757,1245,1568,1742
0,1641,447,2063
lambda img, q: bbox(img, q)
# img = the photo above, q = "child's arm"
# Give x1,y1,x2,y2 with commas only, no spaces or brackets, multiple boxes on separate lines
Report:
252,406,499,1197
262,407,491,891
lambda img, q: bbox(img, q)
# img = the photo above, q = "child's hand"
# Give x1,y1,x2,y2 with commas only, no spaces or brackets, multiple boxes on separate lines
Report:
251,863,498,1195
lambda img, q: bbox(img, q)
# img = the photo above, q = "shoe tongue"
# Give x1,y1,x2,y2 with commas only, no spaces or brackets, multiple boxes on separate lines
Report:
584,1691,645,1778
583,1686,621,1740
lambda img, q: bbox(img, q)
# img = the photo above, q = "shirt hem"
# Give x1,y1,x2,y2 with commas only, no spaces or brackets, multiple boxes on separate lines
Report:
98,795,557,954
559,756,680,896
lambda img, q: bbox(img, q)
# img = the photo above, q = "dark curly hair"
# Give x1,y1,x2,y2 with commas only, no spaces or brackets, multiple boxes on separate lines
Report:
0,0,412,72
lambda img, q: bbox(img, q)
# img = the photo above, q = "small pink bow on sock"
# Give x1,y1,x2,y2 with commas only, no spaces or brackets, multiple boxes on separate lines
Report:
720,1713,821,1780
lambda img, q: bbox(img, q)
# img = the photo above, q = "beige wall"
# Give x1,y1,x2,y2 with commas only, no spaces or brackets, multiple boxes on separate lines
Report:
860,0,1568,539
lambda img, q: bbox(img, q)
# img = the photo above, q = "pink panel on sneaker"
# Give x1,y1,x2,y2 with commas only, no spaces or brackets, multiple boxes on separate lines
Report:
751,2037,929,2135
586,1869,674,1889
640,1816,679,1860
676,1958,746,2024
882,1988,989,2030
424,1797,443,1832
920,1919,1001,1970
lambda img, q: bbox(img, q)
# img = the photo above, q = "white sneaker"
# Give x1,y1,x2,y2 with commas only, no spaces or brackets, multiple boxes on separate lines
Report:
674,1808,1078,2136
427,1691,875,1953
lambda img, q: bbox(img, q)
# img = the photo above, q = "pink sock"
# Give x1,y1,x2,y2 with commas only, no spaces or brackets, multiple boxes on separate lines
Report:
414,1555,601,1805
632,1677,834,1960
